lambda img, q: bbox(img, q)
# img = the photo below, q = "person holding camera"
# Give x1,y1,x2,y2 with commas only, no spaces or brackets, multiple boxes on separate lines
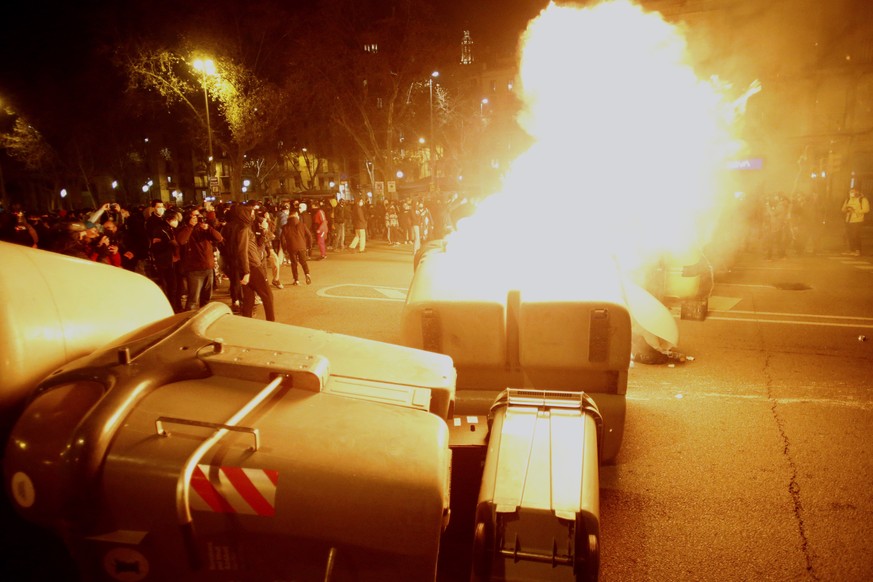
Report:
94,219,126,267
177,208,224,311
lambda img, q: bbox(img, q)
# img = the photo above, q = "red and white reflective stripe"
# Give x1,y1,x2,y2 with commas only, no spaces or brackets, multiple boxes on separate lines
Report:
190,465,279,516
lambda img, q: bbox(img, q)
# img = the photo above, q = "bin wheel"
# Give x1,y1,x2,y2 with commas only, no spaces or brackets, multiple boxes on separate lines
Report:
471,519,492,581
574,532,599,582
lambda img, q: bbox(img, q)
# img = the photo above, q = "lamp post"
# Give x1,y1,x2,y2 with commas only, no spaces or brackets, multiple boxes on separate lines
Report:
192,58,216,185
0,99,10,205
480,98,489,118
429,71,439,193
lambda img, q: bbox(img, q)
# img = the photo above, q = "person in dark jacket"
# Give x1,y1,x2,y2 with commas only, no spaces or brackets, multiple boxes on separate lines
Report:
149,209,183,312
221,203,275,320
176,208,224,310
348,198,368,252
333,200,348,251
299,202,314,257
219,204,245,311
281,211,313,285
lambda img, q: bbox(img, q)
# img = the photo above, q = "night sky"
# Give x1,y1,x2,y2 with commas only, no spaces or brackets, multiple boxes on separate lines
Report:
0,0,549,118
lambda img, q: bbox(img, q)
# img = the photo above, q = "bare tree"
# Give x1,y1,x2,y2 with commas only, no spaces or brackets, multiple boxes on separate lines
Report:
293,0,456,193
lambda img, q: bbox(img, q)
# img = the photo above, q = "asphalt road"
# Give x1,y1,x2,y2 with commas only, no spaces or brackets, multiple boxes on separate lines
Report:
253,241,873,581
1,240,870,581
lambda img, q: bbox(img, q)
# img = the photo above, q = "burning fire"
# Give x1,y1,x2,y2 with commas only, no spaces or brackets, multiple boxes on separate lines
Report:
445,0,755,296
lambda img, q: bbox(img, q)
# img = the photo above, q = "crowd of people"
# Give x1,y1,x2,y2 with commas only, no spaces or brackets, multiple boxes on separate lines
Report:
720,188,870,261
0,193,466,320
4,186,864,319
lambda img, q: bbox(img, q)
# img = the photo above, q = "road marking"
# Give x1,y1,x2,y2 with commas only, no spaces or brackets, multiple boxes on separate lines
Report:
707,296,742,311
706,308,873,328
723,310,873,321
705,315,873,329
716,283,773,288
374,287,408,299
828,256,873,272
626,392,873,411
317,284,408,302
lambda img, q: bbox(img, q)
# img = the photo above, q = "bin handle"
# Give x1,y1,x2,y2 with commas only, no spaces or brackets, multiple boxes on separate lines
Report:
174,375,285,527
156,417,260,451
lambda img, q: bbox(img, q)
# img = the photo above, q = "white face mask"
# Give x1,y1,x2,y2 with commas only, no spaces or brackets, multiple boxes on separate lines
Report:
168,219,179,228
155,207,165,217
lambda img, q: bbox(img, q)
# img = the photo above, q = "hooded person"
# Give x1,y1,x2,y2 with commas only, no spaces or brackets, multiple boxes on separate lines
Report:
298,202,314,257
281,211,313,285
220,203,275,320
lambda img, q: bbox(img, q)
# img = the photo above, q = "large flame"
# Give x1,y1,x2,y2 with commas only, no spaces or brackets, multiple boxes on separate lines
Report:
445,0,750,297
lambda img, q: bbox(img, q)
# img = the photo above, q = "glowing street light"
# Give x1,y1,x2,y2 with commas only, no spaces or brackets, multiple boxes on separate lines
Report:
480,98,489,118
192,58,217,179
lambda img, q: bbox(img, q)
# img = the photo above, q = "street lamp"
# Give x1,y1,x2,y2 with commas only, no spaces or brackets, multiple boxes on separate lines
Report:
0,99,8,204
480,98,489,118
429,71,439,193
192,58,217,182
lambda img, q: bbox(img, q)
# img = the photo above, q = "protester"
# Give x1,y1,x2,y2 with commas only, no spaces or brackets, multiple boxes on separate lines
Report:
299,202,313,257
49,221,92,259
149,209,183,312
312,201,328,260
257,211,284,289
333,200,348,251
386,202,401,246
0,206,39,248
176,208,224,310
281,210,313,285
348,198,368,253
274,202,291,264
222,203,275,321
762,193,790,260
841,187,870,256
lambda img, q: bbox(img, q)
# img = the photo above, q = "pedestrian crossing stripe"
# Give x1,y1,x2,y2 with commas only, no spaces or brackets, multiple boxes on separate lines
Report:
190,464,279,516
